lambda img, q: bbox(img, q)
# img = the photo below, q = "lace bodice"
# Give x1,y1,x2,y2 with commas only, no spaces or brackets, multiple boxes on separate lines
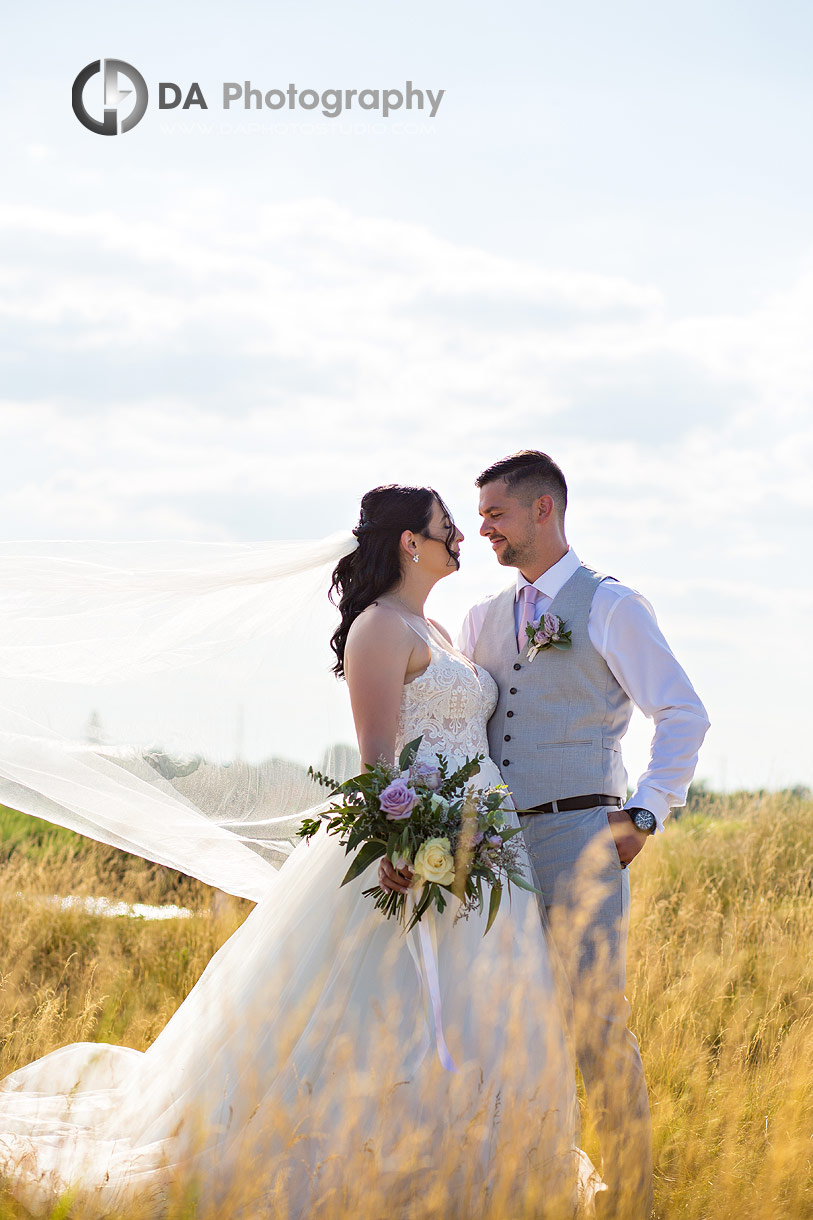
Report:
396,636,499,772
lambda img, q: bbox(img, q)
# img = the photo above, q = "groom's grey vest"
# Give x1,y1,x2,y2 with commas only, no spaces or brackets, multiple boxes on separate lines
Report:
472,564,633,811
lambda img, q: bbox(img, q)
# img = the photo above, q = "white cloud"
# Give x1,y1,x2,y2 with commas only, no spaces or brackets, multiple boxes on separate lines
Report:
0,193,811,790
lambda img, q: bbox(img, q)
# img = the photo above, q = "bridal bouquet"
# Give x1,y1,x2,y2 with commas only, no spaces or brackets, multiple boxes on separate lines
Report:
299,737,537,933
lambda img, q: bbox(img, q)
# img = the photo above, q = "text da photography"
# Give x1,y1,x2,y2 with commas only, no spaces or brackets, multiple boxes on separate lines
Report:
161,79,446,118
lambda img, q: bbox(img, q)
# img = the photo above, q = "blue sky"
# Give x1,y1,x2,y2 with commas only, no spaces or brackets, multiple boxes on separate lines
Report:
1,0,811,793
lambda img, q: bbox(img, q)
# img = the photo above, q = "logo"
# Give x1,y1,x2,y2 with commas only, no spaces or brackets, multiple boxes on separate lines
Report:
71,62,445,136
72,59,148,135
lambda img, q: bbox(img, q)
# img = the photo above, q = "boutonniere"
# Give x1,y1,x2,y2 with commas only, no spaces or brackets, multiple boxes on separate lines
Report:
525,613,572,662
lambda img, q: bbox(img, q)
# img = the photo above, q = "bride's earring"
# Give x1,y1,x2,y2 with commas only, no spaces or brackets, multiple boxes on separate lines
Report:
412,553,419,564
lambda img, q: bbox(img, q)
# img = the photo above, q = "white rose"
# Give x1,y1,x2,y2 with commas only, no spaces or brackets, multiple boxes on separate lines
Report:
413,837,455,886
429,794,448,814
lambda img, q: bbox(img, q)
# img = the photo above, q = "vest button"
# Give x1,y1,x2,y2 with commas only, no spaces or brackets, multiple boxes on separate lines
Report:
509,687,517,695
513,663,521,671
502,760,510,766
504,735,511,742
506,710,514,717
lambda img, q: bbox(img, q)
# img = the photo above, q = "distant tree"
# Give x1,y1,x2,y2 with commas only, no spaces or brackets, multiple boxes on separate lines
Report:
85,710,103,744
319,743,361,783
685,778,715,813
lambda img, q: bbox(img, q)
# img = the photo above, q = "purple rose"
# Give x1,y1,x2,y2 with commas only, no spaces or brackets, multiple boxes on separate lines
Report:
379,779,419,820
487,833,503,847
533,628,552,646
543,613,559,636
410,762,442,791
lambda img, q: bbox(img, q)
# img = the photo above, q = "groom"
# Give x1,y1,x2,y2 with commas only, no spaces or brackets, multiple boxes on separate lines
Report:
458,450,710,1218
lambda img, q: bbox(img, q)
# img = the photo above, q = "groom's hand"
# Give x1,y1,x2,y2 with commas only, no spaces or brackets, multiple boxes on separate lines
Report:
379,857,414,894
606,808,650,867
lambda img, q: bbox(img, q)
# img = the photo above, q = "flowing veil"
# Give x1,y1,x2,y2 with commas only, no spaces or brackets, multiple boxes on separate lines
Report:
0,530,601,1220
0,532,362,901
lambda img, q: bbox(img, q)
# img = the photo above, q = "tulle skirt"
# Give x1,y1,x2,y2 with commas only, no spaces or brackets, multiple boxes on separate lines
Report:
0,812,588,1218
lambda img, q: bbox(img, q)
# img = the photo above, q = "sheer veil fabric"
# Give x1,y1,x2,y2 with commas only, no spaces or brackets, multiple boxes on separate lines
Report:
0,532,597,1217
0,532,362,899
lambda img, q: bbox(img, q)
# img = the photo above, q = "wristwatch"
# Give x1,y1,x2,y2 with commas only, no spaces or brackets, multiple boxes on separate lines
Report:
626,807,657,834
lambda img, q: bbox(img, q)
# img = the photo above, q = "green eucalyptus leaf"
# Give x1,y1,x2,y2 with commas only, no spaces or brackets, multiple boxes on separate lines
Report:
398,737,423,771
346,829,365,852
485,883,502,935
405,882,436,930
340,840,387,886
507,871,543,895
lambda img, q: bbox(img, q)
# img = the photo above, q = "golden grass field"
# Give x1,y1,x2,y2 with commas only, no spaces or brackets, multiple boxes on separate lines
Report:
0,791,811,1219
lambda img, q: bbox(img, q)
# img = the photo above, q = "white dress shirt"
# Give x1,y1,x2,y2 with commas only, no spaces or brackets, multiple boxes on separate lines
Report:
457,548,710,830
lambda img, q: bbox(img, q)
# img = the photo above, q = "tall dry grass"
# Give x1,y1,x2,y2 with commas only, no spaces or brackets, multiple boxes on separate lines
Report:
0,807,251,1069
0,793,811,1218
627,790,813,1218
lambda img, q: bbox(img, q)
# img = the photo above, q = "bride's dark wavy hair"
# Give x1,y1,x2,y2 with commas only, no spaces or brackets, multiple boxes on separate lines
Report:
330,485,458,678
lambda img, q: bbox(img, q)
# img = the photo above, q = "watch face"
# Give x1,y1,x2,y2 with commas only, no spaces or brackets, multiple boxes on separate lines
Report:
632,808,656,833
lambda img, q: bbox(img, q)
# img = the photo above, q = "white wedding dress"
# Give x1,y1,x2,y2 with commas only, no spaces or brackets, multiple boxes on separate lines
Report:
0,631,589,1218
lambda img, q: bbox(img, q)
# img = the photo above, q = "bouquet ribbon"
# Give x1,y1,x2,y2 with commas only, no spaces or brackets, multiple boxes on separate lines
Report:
406,887,457,1073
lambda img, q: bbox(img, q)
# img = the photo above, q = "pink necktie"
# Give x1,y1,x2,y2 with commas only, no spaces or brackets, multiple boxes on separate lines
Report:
517,584,538,653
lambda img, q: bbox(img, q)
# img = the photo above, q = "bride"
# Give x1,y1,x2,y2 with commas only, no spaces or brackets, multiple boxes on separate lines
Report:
0,485,593,1219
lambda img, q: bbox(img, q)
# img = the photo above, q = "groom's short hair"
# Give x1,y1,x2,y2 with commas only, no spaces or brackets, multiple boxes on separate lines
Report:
475,450,568,515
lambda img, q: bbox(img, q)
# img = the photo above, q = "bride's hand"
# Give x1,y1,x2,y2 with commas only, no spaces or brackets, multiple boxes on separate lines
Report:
379,857,414,894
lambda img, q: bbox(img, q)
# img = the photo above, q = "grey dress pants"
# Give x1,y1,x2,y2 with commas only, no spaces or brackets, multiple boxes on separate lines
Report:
519,805,653,1220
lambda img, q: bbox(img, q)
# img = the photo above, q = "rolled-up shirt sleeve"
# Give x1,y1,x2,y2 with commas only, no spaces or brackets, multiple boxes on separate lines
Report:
596,588,711,830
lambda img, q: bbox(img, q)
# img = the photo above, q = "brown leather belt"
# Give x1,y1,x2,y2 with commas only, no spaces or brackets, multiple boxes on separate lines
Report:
522,793,624,815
